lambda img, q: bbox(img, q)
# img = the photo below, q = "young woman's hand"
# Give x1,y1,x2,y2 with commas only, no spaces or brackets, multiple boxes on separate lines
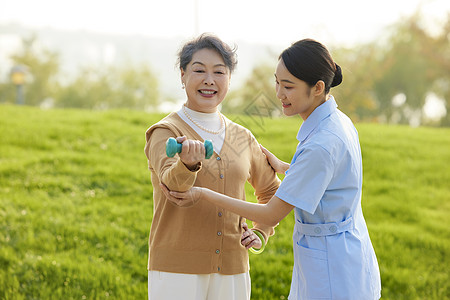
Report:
175,136,205,171
240,222,262,250
159,183,203,207
260,144,290,174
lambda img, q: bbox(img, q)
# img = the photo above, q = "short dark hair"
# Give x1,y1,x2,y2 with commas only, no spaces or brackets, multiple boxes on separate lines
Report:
279,39,343,93
177,33,238,73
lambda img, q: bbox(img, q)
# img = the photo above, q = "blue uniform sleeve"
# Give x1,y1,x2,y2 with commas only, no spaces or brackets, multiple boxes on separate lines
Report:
275,143,334,214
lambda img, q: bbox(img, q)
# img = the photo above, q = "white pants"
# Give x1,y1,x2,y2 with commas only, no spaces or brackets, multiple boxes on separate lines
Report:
148,271,251,300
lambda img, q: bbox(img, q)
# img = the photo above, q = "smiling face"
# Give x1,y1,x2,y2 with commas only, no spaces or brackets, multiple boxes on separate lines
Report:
275,58,326,120
181,48,230,113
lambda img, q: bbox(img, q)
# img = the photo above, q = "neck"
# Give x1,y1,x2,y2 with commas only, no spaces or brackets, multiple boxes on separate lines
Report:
300,95,328,120
185,102,218,113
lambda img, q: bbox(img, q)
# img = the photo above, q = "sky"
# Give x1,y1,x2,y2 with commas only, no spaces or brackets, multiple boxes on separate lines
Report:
1,0,449,47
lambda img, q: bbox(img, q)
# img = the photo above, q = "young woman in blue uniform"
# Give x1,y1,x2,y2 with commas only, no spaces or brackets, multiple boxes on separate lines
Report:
161,38,382,300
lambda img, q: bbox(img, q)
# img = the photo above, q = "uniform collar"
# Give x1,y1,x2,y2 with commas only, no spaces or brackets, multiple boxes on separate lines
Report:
296,96,338,142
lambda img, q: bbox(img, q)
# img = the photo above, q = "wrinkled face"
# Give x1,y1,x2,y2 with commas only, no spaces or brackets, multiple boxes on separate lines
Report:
181,48,230,113
275,58,318,120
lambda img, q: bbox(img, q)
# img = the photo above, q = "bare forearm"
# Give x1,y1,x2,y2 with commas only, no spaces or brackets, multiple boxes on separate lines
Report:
161,184,294,225
200,189,279,227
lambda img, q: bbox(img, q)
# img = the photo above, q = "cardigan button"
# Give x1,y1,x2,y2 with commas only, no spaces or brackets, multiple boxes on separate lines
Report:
216,157,221,161
215,249,220,254
219,174,224,179
218,212,223,217
217,231,222,236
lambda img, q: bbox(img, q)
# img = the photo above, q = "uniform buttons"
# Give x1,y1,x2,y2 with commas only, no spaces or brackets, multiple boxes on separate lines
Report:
329,225,337,233
215,249,220,254
219,174,224,179
314,227,322,234
218,267,221,271
217,231,222,236
216,157,221,161
218,212,223,217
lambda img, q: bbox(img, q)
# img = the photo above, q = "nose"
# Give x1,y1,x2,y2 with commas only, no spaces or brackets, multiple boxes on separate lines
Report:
203,72,214,85
276,86,284,100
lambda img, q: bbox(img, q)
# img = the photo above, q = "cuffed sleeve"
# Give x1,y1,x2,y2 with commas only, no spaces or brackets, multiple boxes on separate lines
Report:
145,126,201,192
161,159,202,192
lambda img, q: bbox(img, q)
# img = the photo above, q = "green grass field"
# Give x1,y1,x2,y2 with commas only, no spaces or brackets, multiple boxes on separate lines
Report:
0,104,449,299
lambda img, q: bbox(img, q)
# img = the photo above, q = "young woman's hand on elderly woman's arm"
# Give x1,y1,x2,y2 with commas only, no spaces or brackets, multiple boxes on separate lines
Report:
259,144,290,174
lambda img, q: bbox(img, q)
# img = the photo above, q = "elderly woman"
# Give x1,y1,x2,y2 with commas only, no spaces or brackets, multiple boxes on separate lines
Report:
144,33,280,300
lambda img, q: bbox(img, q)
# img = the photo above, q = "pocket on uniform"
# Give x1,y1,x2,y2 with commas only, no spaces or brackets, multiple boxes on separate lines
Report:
296,242,331,299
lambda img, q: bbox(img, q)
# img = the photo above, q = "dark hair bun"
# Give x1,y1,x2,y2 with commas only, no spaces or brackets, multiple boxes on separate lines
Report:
331,63,343,87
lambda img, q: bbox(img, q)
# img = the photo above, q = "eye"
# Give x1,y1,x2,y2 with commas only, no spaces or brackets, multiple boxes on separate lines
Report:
194,69,205,73
214,69,227,75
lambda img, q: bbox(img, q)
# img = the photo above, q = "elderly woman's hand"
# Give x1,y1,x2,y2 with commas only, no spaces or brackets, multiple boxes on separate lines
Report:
175,136,205,171
240,222,262,250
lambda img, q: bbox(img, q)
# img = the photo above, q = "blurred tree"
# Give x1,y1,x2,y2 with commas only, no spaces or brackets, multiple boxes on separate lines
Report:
55,65,159,110
0,72,15,103
224,13,449,127
11,34,60,106
55,68,110,109
222,63,279,116
430,14,450,126
0,34,160,111
110,65,159,110
372,13,449,125
332,44,381,122
0,34,60,106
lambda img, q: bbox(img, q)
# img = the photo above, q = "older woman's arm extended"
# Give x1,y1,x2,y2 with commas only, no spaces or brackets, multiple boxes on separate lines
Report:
160,184,294,227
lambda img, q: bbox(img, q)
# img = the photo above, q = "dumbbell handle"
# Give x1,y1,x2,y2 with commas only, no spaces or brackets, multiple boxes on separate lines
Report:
166,137,213,159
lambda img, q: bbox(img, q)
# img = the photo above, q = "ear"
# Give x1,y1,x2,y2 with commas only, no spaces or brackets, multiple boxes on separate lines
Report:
313,80,325,96
180,68,185,84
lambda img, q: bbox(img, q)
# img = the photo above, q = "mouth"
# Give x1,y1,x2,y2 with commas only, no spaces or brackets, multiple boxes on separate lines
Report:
282,102,291,108
199,89,217,96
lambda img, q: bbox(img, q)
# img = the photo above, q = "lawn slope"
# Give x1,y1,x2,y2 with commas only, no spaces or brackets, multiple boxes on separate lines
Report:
0,104,449,299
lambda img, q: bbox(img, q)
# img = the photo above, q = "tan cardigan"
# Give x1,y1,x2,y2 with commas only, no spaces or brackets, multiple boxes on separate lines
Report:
144,112,280,275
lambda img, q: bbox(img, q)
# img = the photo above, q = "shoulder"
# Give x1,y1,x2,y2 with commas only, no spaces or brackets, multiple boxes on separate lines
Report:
145,112,185,142
223,115,256,141
149,112,181,128
319,111,355,144
306,126,342,155
305,111,357,160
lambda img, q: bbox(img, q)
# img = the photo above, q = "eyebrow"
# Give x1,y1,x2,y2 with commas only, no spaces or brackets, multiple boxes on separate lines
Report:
274,73,295,84
192,62,227,68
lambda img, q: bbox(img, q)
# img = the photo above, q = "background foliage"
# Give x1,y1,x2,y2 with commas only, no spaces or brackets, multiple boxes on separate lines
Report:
223,13,450,126
0,13,448,126
0,35,159,111
1,105,449,299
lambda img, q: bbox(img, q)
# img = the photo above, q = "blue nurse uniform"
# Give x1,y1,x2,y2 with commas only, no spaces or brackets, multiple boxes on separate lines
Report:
275,96,381,300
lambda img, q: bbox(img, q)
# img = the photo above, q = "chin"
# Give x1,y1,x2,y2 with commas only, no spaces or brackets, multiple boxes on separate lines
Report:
282,108,296,117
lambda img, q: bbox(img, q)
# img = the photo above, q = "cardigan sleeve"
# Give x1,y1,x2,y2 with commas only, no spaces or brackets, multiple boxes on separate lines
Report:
247,133,281,243
145,126,201,192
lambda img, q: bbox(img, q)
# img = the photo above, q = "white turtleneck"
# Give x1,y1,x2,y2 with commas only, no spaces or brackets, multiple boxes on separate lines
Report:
177,105,225,154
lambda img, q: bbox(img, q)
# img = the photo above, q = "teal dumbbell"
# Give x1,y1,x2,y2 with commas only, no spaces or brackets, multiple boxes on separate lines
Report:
166,137,213,159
